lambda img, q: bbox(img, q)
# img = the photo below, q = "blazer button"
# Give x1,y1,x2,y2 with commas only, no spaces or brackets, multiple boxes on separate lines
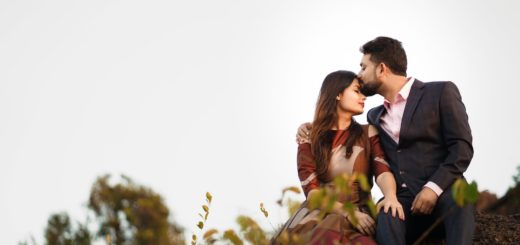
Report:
399,171,405,175
397,149,402,153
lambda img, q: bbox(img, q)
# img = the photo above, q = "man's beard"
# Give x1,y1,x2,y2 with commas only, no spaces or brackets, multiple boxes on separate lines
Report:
360,79,382,97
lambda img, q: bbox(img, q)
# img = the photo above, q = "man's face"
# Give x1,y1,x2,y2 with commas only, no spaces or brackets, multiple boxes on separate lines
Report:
358,54,381,96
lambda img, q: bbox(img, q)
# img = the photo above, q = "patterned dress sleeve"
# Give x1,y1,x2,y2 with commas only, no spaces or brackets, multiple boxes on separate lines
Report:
297,143,319,197
368,125,391,178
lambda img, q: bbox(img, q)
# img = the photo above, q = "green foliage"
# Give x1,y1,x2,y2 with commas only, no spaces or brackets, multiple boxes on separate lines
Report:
87,174,184,245
307,173,373,227
222,230,243,245
43,213,92,245
236,215,269,244
259,203,268,218
192,192,218,245
451,178,479,207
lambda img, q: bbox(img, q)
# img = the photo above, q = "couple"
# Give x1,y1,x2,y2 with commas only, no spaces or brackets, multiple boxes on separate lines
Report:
278,37,474,245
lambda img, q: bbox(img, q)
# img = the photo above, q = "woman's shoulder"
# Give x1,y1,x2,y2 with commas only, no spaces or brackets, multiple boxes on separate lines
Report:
359,124,379,138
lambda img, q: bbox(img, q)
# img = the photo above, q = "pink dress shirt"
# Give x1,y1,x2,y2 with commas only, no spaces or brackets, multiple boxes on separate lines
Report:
380,77,444,196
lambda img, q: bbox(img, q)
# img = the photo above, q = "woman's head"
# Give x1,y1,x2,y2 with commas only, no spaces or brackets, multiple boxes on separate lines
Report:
313,70,366,126
311,70,365,181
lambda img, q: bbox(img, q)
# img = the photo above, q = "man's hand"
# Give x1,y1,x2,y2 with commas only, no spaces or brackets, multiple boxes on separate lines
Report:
411,187,438,215
346,210,376,236
376,196,405,220
296,122,312,144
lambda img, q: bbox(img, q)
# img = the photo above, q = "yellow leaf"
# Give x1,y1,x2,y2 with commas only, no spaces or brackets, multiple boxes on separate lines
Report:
259,203,269,218
203,229,219,239
223,229,243,245
283,186,302,194
206,192,213,203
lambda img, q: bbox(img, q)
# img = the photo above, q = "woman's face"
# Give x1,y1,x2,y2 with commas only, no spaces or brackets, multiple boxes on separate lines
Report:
337,79,366,115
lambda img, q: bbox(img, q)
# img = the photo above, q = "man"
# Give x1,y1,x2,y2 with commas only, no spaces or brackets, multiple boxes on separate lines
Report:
297,36,474,245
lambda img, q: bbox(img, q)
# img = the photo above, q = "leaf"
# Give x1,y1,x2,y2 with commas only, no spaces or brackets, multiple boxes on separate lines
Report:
202,205,209,213
464,181,479,204
197,221,204,230
287,199,301,217
223,229,243,245
259,203,269,218
366,199,377,218
282,186,301,195
290,233,301,244
357,174,370,192
203,229,219,240
206,192,213,203
343,202,358,226
451,178,466,207
307,189,324,211
192,234,197,241
276,230,289,245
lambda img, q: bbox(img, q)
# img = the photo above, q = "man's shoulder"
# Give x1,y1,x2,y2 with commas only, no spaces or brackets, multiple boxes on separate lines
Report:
366,105,385,123
421,80,456,90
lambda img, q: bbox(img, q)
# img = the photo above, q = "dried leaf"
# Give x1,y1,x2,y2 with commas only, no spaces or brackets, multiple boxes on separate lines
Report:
197,221,204,230
223,229,243,245
203,229,219,239
206,192,213,203
283,186,302,195
202,205,209,213
259,203,269,218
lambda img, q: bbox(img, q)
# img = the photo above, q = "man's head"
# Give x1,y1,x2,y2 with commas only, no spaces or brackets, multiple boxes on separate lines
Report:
358,36,407,96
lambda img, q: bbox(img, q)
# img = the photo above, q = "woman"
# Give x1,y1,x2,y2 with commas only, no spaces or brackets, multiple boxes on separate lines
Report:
275,71,404,244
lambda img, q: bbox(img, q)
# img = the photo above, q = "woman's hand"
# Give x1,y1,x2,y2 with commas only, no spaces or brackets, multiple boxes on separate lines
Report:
377,196,405,220
346,210,375,236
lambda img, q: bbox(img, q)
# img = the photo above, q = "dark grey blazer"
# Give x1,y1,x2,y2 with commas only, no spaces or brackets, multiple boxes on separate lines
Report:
367,79,473,195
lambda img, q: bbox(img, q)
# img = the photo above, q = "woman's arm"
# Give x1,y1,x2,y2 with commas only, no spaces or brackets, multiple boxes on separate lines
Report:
297,143,319,197
369,125,405,220
375,172,404,220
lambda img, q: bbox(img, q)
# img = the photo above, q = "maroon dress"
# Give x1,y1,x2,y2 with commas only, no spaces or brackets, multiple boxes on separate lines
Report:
275,125,391,245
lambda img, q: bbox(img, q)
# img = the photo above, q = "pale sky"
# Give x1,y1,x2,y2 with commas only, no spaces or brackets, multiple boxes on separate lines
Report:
1,0,520,244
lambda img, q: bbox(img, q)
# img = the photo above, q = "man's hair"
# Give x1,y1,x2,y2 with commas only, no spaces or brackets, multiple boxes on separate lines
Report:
360,36,407,76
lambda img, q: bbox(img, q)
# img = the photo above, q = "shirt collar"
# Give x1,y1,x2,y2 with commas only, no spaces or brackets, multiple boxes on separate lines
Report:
399,77,414,100
383,77,414,107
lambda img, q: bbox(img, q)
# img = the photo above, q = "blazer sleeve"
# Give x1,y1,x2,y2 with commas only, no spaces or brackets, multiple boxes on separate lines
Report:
429,82,474,190
297,143,320,197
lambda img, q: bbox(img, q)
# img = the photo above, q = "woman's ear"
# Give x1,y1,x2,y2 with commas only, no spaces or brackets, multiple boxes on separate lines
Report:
336,95,341,100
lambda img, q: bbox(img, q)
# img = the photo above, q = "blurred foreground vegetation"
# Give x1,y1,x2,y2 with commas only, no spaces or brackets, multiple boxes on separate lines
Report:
20,166,509,245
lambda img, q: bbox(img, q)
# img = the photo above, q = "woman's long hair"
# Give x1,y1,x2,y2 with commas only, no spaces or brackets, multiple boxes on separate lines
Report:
311,70,363,182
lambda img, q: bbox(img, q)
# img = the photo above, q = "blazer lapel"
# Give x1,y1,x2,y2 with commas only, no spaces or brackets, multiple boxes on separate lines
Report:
372,105,385,127
370,105,397,145
399,79,425,144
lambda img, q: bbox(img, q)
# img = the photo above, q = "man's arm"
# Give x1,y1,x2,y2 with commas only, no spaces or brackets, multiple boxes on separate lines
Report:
429,82,473,191
296,122,312,144
411,82,473,215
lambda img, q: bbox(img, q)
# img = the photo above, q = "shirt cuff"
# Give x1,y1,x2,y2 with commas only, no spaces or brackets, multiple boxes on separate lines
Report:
424,181,443,196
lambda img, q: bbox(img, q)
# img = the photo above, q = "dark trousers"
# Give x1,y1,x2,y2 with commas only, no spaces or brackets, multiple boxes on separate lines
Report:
376,187,475,245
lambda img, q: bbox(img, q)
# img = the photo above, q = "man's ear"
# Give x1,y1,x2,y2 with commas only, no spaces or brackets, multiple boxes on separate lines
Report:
377,63,388,76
